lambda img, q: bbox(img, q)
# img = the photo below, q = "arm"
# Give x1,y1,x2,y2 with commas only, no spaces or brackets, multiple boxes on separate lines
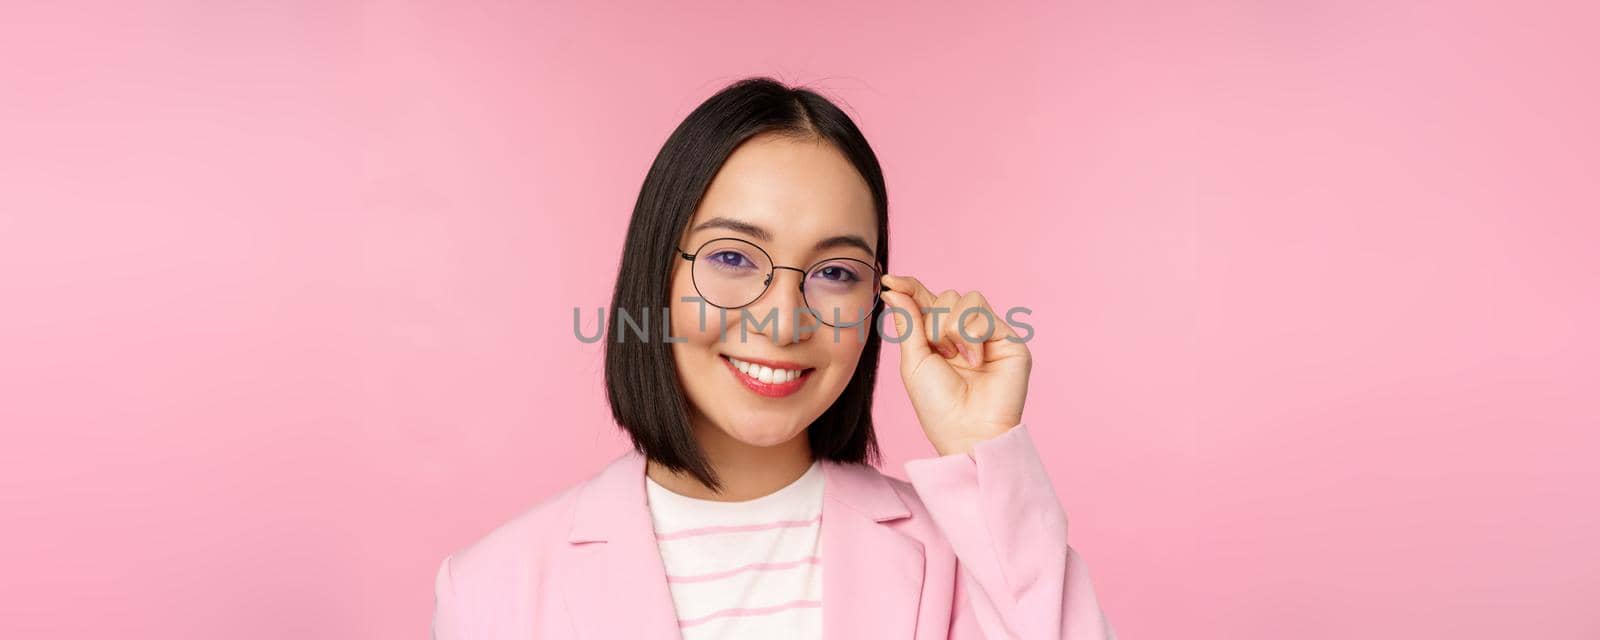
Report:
904,424,1115,640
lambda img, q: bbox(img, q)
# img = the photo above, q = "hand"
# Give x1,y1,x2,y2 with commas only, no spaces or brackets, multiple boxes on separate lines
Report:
878,274,1032,457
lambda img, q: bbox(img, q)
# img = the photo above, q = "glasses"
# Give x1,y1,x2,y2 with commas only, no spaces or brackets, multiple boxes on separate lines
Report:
676,237,888,328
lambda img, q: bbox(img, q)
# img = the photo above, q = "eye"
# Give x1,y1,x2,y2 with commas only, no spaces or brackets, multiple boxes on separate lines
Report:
812,264,861,283
707,250,756,270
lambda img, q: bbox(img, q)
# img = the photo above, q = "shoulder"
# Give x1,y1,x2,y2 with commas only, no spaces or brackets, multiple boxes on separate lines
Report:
446,482,581,574
437,453,624,597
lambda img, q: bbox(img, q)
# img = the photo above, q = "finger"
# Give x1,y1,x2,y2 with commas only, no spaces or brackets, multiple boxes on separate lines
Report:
885,274,955,359
883,274,937,310
950,291,1016,366
934,291,987,367
879,289,935,365
947,292,989,366
954,290,1016,345
925,289,964,361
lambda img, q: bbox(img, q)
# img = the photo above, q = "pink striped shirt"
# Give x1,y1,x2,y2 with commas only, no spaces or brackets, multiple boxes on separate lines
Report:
644,460,824,639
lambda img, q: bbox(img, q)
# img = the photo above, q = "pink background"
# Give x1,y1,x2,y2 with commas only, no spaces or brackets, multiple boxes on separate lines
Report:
3,1,1597,637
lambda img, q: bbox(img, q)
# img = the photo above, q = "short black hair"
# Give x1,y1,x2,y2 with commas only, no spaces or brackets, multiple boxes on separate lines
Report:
603,76,891,493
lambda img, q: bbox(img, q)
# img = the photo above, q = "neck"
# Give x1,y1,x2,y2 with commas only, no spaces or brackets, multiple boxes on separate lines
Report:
646,414,815,502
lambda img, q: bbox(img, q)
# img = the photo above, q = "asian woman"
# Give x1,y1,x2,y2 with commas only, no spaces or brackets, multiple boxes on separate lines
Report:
431,76,1115,640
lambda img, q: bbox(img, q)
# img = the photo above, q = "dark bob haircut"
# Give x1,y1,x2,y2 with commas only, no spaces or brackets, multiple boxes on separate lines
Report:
603,76,891,493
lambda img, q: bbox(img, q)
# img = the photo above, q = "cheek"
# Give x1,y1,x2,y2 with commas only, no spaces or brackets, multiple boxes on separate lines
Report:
818,331,868,382
668,269,713,343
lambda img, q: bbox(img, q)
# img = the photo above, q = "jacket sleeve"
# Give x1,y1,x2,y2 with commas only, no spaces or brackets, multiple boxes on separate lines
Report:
903,424,1115,640
432,553,464,640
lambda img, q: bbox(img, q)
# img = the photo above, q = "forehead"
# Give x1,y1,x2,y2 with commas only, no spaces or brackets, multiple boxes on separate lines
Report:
685,134,878,256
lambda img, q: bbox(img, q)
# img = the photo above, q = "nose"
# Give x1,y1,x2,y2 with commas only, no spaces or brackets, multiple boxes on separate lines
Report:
745,266,817,346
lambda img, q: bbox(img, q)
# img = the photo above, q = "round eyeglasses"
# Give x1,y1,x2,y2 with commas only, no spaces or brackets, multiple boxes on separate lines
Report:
676,237,888,328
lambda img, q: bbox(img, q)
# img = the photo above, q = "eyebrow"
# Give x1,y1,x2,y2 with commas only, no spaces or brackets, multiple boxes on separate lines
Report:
688,216,877,258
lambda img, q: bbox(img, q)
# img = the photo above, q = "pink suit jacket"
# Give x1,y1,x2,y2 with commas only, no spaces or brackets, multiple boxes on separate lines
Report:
432,424,1116,639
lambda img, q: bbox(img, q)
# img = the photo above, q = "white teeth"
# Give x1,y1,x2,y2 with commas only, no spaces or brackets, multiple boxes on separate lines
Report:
727,357,804,384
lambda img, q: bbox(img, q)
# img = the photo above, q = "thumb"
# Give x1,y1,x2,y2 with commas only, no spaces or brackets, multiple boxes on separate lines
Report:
881,290,936,364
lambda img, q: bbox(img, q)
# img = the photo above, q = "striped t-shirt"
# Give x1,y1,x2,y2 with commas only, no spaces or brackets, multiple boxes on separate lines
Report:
644,459,824,639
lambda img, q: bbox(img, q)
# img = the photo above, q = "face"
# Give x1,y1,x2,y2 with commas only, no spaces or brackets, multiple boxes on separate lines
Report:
668,133,880,451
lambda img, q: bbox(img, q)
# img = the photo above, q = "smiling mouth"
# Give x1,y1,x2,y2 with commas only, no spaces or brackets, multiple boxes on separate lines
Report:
719,355,815,398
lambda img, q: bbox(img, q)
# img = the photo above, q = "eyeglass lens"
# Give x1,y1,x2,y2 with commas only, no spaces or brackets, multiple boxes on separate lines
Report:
688,238,879,327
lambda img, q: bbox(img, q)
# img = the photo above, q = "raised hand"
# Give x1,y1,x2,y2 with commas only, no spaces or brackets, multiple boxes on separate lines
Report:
878,274,1032,457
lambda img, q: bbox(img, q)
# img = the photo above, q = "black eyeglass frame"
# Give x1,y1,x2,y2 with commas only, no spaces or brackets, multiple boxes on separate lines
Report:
676,236,890,328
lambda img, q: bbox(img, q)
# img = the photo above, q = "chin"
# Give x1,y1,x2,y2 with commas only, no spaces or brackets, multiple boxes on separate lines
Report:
722,420,807,448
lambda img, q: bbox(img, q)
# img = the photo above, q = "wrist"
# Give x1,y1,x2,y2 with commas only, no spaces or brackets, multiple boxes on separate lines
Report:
931,425,1015,457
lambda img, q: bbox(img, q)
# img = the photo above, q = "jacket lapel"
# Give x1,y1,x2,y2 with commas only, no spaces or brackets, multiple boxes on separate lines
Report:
560,450,684,640
821,460,926,638
558,452,926,639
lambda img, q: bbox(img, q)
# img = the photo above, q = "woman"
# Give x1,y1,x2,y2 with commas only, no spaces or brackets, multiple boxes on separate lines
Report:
432,76,1115,639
